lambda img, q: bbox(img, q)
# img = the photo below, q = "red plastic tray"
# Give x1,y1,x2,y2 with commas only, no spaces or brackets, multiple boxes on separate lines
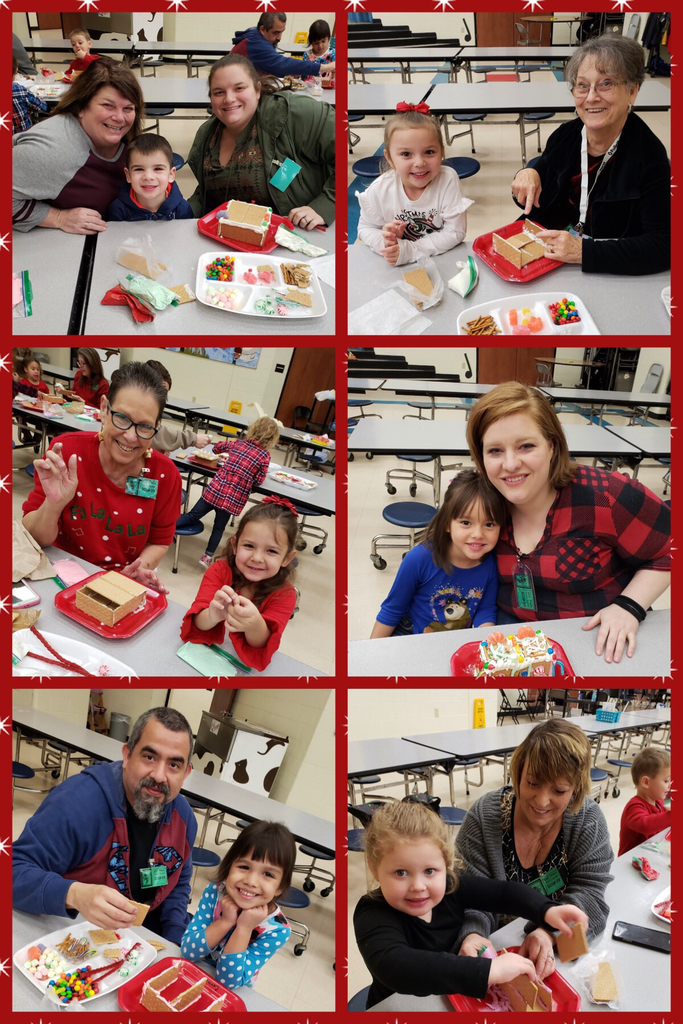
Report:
448,946,582,1011
118,956,246,1011
450,637,574,678
197,203,294,254
54,570,167,639
473,219,563,283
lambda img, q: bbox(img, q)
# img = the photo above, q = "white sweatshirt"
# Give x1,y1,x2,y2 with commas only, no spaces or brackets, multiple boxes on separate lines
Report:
357,165,473,265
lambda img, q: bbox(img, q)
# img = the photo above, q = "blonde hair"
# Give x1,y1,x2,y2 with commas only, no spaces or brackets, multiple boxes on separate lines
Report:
631,746,670,786
69,28,91,42
467,381,577,490
382,109,445,174
364,801,463,896
510,719,591,813
245,416,280,450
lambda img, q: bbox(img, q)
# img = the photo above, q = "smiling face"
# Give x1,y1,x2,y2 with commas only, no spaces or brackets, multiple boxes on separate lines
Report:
385,126,443,198
482,412,555,510
370,839,448,923
122,719,191,823
210,65,261,133
99,385,160,470
77,86,136,158
446,499,500,568
232,520,295,583
125,149,175,210
224,850,284,909
25,360,42,385
517,760,574,832
573,56,638,138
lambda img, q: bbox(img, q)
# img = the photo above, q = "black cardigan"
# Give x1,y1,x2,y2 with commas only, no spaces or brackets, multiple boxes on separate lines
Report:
514,112,670,275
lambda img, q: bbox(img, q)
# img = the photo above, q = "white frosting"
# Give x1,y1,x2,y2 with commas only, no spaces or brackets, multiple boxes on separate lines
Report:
479,630,554,677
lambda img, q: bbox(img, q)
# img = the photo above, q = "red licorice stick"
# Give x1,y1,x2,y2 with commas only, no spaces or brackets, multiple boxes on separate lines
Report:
88,942,143,982
28,626,91,676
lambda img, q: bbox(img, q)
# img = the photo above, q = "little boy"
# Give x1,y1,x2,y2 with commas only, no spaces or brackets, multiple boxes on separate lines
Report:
305,19,335,64
618,747,671,855
65,29,100,79
107,134,194,221
12,55,47,135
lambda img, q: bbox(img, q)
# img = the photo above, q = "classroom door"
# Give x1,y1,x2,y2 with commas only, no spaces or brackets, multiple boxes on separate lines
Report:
37,12,62,30
275,348,335,432
478,348,554,385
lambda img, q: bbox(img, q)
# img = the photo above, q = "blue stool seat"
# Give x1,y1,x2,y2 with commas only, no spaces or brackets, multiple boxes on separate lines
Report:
349,113,364,123
452,112,486,122
192,847,220,869
590,768,608,781
172,152,185,171
24,464,35,478
525,111,555,121
350,774,381,784
440,806,467,826
442,157,480,179
145,106,174,116
517,64,543,73
186,796,210,809
13,761,35,780
348,399,373,407
48,741,70,753
299,844,334,862
348,985,371,1011
175,522,204,536
607,759,633,768
454,756,480,766
398,454,434,463
382,502,436,529
407,400,433,408
278,886,311,911
348,829,365,852
235,819,249,828
352,156,382,179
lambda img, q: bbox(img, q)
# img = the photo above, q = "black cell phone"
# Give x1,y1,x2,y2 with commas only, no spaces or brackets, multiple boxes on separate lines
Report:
612,920,670,954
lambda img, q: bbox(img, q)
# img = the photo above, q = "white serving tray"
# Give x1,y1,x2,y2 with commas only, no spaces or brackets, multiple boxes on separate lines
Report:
195,251,327,319
457,291,600,336
12,629,135,677
14,920,157,1005
269,470,318,490
651,884,672,925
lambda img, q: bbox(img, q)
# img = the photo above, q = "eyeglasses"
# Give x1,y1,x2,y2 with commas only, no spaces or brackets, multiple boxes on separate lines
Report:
571,79,625,97
107,403,158,439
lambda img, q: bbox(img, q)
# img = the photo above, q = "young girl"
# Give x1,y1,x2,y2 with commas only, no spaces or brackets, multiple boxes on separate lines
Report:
371,470,505,638
180,497,298,670
57,348,109,405
181,820,295,989
357,104,473,267
355,801,588,1008
176,416,280,568
19,354,49,395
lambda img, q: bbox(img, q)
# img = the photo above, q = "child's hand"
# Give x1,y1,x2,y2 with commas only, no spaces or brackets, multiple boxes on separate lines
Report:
219,890,240,931
381,241,400,266
458,933,496,957
382,219,405,242
236,904,270,931
487,951,536,986
208,585,237,623
224,593,262,634
544,903,589,936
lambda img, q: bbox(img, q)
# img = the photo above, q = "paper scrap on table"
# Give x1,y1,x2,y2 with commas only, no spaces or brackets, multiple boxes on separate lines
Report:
177,641,238,676
274,225,327,257
312,255,335,289
348,289,432,336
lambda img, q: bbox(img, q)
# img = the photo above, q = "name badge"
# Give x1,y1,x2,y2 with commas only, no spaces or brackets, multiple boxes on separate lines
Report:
513,562,537,612
538,865,565,895
270,158,302,192
140,864,168,888
125,477,158,499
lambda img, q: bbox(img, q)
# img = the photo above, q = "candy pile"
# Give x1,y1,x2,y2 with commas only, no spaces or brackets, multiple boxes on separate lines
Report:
509,307,543,334
24,946,68,981
242,268,258,284
48,967,98,1003
254,296,276,316
548,297,581,326
205,256,235,282
118,945,141,977
205,284,242,310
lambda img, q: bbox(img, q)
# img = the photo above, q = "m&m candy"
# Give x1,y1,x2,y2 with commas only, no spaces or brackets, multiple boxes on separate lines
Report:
548,297,581,326
205,256,235,282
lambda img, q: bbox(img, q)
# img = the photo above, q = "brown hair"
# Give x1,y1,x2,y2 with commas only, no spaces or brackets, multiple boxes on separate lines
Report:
52,57,144,142
221,500,297,604
423,468,507,573
467,381,577,490
213,819,296,905
13,348,33,375
510,719,591,813
208,53,279,101
146,358,172,390
126,132,173,169
382,109,445,174
363,801,463,896
109,360,167,420
245,415,280,450
76,348,105,393
22,354,43,378
69,28,92,42
631,746,670,787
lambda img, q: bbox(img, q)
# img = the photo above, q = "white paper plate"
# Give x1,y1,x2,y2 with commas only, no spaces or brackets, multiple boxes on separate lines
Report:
651,884,672,924
195,251,327,319
12,629,136,677
269,470,318,490
14,920,157,1005
457,291,600,336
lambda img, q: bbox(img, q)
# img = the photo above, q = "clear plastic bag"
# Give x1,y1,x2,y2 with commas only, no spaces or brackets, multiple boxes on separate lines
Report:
116,234,168,281
567,949,624,1009
396,256,444,311
13,271,33,318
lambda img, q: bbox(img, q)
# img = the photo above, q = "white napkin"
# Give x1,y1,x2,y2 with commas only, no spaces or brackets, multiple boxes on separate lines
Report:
348,289,432,336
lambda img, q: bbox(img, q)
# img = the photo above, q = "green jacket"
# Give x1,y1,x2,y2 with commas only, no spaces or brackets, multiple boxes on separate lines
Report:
187,91,335,225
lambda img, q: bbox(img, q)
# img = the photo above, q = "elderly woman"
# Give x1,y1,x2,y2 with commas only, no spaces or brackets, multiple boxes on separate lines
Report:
510,35,669,274
22,362,181,590
467,382,670,663
456,719,613,979
13,58,144,235
188,54,334,231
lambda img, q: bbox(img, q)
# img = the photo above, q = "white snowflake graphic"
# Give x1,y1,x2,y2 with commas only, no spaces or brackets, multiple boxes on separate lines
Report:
0,475,9,494
122,673,140,683
611,0,632,9
256,0,278,9
343,714,349,735
0,595,9,614
523,0,544,10
167,0,188,8
0,716,10,736
0,111,10,131
0,353,9,374
0,838,10,857
388,676,407,683
297,676,315,683
344,230,350,253
0,232,9,251
0,2,12,10
671,174,676,197
433,0,454,9
670,60,677,76
0,958,9,978
296,1018,318,1024
78,0,99,9
346,0,366,10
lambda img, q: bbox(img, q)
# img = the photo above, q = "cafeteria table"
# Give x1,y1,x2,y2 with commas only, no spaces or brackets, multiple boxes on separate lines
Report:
162,396,210,426
348,83,434,115
131,39,307,76
184,411,336,467
540,387,671,424
12,399,99,455
34,362,75,386
348,736,462,778
599,425,670,477
22,35,135,60
347,239,671,337
12,229,87,336
379,379,496,416
348,378,387,393
348,45,576,83
347,611,671,678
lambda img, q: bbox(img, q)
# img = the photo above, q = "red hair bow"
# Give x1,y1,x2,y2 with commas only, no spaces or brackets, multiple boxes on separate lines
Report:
262,495,299,518
396,101,431,114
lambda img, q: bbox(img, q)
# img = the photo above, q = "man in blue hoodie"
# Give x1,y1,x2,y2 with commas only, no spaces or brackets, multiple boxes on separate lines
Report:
13,708,197,945
231,12,336,80
108,134,194,222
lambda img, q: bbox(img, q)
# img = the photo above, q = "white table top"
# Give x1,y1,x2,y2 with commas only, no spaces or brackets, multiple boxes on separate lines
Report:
348,611,671,678
347,240,671,337
164,396,210,413
601,425,671,458
22,35,134,54
15,548,325,678
404,721,545,758
540,386,670,407
348,736,464,776
84,220,335,336
348,378,386,392
569,710,670,736
349,45,576,62
426,79,672,113
349,46,461,62
626,705,670,724
348,83,433,113
381,379,495,398
12,229,85,336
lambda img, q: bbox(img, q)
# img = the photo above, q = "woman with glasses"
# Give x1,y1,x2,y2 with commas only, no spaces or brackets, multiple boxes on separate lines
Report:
22,362,182,590
509,34,669,275
59,348,109,405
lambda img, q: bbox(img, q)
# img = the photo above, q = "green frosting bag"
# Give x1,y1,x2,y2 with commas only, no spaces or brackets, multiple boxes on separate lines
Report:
120,274,179,311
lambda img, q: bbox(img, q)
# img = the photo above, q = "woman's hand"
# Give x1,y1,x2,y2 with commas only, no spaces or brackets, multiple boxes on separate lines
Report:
289,206,325,231
583,605,639,663
535,229,583,264
121,558,168,594
458,932,496,957
519,928,557,980
511,168,542,215
34,442,79,508
54,207,107,235
224,593,262,634
544,903,589,936
488,951,536,986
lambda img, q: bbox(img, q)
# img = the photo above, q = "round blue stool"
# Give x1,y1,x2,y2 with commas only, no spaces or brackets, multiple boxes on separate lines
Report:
441,156,481,179
277,886,311,955
348,829,365,853
352,155,382,179
386,454,435,499
440,806,467,826
298,843,335,896
348,985,371,1011
172,521,204,573
371,501,437,570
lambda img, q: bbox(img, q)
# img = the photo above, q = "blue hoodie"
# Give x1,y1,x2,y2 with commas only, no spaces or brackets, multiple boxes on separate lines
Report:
107,180,195,222
231,27,325,78
12,761,197,945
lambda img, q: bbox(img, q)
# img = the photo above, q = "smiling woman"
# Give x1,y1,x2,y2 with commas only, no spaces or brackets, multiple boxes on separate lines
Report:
12,58,144,235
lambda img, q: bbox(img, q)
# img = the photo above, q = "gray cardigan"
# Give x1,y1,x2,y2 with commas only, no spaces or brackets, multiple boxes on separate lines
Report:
455,787,614,945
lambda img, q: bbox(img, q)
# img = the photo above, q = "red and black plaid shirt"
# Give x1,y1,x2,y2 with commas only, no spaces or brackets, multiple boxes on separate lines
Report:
496,464,670,620
203,438,270,514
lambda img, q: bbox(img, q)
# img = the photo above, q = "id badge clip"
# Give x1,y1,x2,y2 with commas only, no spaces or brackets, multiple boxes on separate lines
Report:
270,157,302,192
140,861,168,888
513,561,537,612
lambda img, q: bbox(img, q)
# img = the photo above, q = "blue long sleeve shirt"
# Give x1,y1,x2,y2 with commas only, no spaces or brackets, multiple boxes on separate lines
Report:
376,543,499,633
231,27,326,78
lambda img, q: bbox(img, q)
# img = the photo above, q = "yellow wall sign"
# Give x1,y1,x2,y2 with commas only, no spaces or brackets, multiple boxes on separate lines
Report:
473,699,486,729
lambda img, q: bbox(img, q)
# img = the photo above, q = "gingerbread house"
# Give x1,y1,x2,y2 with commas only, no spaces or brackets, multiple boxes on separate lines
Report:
492,219,548,270
191,450,221,468
499,972,553,1012
218,200,272,246
141,964,226,1012
75,572,147,627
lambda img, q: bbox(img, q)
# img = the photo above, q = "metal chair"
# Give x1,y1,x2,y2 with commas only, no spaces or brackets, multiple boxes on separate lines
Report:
277,886,311,955
386,454,435,500
629,363,664,423
370,501,437,570
590,766,608,802
293,505,328,555
536,361,557,387
521,112,555,166
172,521,204,573
446,113,486,151
295,844,334,896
